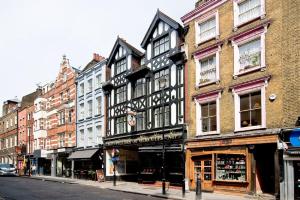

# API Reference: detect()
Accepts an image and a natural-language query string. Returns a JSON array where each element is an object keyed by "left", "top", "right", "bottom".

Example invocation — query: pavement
[{"left": 21, "top": 175, "right": 276, "bottom": 200}]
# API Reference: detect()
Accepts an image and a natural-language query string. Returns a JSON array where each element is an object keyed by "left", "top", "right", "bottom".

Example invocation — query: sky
[{"left": 0, "top": 0, "right": 194, "bottom": 115}]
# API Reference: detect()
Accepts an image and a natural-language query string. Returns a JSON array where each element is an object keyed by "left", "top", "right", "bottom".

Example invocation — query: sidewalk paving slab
[{"left": 23, "top": 175, "right": 274, "bottom": 200}]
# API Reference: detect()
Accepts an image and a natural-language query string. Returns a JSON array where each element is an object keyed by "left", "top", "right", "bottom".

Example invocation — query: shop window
[{"left": 216, "top": 154, "right": 246, "bottom": 181}]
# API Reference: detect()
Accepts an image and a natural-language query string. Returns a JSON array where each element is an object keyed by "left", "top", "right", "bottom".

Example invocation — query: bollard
[{"left": 195, "top": 175, "right": 202, "bottom": 200}]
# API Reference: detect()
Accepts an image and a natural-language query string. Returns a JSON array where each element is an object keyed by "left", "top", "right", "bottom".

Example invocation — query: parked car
[{"left": 0, "top": 164, "right": 17, "bottom": 176}]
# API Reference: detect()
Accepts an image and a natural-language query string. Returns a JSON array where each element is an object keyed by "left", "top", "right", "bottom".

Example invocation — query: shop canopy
[{"left": 68, "top": 149, "right": 99, "bottom": 160}]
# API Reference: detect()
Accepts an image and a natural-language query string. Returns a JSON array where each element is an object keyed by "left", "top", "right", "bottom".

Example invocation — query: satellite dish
[{"left": 290, "top": 128, "right": 300, "bottom": 147}]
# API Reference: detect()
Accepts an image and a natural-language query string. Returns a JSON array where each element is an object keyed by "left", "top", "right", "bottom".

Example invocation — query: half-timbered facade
[{"left": 103, "top": 11, "right": 186, "bottom": 185}]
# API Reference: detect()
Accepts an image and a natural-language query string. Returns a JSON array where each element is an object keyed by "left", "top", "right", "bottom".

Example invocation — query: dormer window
[
  {"left": 116, "top": 58, "right": 126, "bottom": 74},
  {"left": 153, "top": 36, "right": 170, "bottom": 57}
]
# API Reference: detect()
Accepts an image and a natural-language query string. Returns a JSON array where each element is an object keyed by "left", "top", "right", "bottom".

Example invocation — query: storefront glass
[{"left": 216, "top": 154, "right": 246, "bottom": 181}]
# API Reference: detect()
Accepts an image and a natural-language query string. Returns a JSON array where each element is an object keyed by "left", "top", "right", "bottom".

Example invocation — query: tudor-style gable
[{"left": 140, "top": 10, "right": 184, "bottom": 71}]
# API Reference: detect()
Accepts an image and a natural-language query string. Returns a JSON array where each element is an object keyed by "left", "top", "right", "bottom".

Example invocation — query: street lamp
[{"left": 159, "top": 76, "right": 167, "bottom": 195}]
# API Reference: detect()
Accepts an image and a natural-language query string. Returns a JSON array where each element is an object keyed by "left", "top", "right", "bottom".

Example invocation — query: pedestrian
[{"left": 32, "top": 164, "right": 36, "bottom": 175}]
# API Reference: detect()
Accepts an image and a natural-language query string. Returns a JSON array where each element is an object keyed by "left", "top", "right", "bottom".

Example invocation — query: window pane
[
  {"left": 241, "top": 111, "right": 250, "bottom": 127},
  {"left": 239, "top": 38, "right": 261, "bottom": 69},
  {"left": 201, "top": 104, "right": 208, "bottom": 117},
  {"left": 238, "top": 0, "right": 261, "bottom": 24},
  {"left": 210, "top": 116, "right": 217, "bottom": 131},
  {"left": 209, "top": 102, "right": 216, "bottom": 116},
  {"left": 251, "top": 91, "right": 261, "bottom": 109},
  {"left": 199, "top": 55, "right": 216, "bottom": 83},
  {"left": 202, "top": 118, "right": 209, "bottom": 132},
  {"left": 251, "top": 109, "right": 261, "bottom": 126},
  {"left": 240, "top": 94, "right": 250, "bottom": 111}
]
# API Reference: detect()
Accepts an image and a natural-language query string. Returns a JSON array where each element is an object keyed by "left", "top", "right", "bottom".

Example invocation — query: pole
[
  {"left": 28, "top": 128, "right": 31, "bottom": 176},
  {"left": 113, "top": 160, "right": 116, "bottom": 186},
  {"left": 196, "top": 174, "right": 202, "bottom": 200},
  {"left": 162, "top": 85, "right": 166, "bottom": 195},
  {"left": 182, "top": 125, "right": 185, "bottom": 197}
]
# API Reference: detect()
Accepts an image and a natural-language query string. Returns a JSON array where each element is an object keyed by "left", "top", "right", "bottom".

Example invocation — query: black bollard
[{"left": 196, "top": 175, "right": 202, "bottom": 200}]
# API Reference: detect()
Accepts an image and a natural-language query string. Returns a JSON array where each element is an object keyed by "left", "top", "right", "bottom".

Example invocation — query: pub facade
[{"left": 103, "top": 10, "right": 186, "bottom": 186}]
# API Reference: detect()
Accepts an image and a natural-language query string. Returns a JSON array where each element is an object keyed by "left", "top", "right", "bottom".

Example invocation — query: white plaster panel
[
  {"left": 158, "top": 22, "right": 163, "bottom": 35},
  {"left": 127, "top": 55, "right": 132, "bottom": 70},
  {"left": 111, "top": 90, "right": 114, "bottom": 105},
  {"left": 171, "top": 103, "right": 176, "bottom": 125},
  {"left": 171, "top": 30, "right": 177, "bottom": 49},
  {"left": 171, "top": 89, "right": 176, "bottom": 100},
  {"left": 119, "top": 47, "right": 123, "bottom": 57},
  {"left": 128, "top": 82, "right": 131, "bottom": 101},
  {"left": 171, "top": 64, "right": 176, "bottom": 87},
  {"left": 147, "top": 63, "right": 152, "bottom": 70},
  {"left": 111, "top": 64, "right": 115, "bottom": 77},
  {"left": 164, "top": 23, "right": 170, "bottom": 31},
  {"left": 147, "top": 44, "right": 152, "bottom": 60},
  {"left": 111, "top": 119, "right": 114, "bottom": 135},
  {"left": 153, "top": 28, "right": 158, "bottom": 38}
]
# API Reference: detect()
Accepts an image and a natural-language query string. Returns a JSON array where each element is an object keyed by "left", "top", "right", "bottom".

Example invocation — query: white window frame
[
  {"left": 195, "top": 92, "right": 221, "bottom": 135},
  {"left": 233, "top": 82, "right": 266, "bottom": 132},
  {"left": 232, "top": 26, "right": 266, "bottom": 76},
  {"left": 195, "top": 10, "right": 219, "bottom": 45},
  {"left": 195, "top": 47, "right": 220, "bottom": 87},
  {"left": 87, "top": 79, "right": 93, "bottom": 93},
  {"left": 233, "top": 0, "right": 266, "bottom": 28}
]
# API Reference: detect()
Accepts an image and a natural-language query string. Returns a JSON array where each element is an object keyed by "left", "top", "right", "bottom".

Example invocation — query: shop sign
[
  {"left": 127, "top": 110, "right": 136, "bottom": 126},
  {"left": 290, "top": 128, "right": 300, "bottom": 147}
]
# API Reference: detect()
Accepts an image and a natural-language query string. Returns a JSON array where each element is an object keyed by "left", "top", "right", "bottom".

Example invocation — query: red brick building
[{"left": 44, "top": 55, "right": 78, "bottom": 177}]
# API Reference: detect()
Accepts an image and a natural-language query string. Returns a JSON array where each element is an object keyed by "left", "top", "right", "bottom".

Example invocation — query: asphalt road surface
[{"left": 0, "top": 177, "right": 162, "bottom": 200}]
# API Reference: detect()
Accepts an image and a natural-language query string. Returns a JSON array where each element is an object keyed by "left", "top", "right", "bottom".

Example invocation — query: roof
[
  {"left": 141, "top": 10, "right": 182, "bottom": 49},
  {"left": 68, "top": 148, "right": 99, "bottom": 160},
  {"left": 107, "top": 37, "right": 144, "bottom": 67}
]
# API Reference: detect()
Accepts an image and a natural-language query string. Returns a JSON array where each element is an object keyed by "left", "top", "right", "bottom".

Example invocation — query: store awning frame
[{"left": 68, "top": 149, "right": 99, "bottom": 160}]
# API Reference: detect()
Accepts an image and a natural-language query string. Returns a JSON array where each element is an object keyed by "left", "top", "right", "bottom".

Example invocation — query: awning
[
  {"left": 139, "top": 145, "right": 183, "bottom": 153},
  {"left": 68, "top": 149, "right": 99, "bottom": 160}
]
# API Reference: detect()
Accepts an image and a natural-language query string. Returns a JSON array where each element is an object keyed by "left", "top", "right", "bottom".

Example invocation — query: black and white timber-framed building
[{"left": 102, "top": 10, "right": 186, "bottom": 185}]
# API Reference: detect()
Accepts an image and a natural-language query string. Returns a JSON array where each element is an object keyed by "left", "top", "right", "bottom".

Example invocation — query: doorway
[{"left": 192, "top": 155, "right": 213, "bottom": 191}]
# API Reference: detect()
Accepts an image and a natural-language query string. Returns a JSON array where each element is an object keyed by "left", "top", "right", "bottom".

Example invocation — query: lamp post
[
  {"left": 28, "top": 126, "right": 31, "bottom": 176},
  {"left": 159, "top": 76, "right": 167, "bottom": 195}
]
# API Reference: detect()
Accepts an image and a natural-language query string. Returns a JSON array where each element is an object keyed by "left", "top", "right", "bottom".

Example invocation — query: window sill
[
  {"left": 196, "top": 80, "right": 220, "bottom": 88},
  {"left": 233, "top": 66, "right": 265, "bottom": 78},
  {"left": 196, "top": 131, "right": 219, "bottom": 137},
  {"left": 234, "top": 125, "right": 266, "bottom": 132}
]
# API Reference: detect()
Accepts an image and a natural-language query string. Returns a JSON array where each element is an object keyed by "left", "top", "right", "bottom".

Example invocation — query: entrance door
[{"left": 193, "top": 155, "right": 213, "bottom": 191}]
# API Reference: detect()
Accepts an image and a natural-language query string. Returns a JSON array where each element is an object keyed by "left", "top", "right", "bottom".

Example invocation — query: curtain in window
[
  {"left": 199, "top": 17, "right": 216, "bottom": 41},
  {"left": 199, "top": 56, "right": 216, "bottom": 83},
  {"left": 239, "top": 39, "right": 261, "bottom": 69},
  {"left": 238, "top": 0, "right": 261, "bottom": 24}
]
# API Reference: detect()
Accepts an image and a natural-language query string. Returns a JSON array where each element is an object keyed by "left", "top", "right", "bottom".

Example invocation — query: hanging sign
[{"left": 127, "top": 110, "right": 137, "bottom": 126}]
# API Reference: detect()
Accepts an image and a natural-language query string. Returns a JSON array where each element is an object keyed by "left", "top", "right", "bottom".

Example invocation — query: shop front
[
  {"left": 68, "top": 148, "right": 103, "bottom": 180},
  {"left": 186, "top": 132, "right": 279, "bottom": 195},
  {"left": 49, "top": 147, "right": 72, "bottom": 177},
  {"left": 104, "top": 129, "right": 185, "bottom": 186},
  {"left": 33, "top": 149, "right": 51, "bottom": 175}
]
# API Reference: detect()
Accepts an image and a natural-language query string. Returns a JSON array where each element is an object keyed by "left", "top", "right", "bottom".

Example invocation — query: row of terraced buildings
[{"left": 0, "top": 0, "right": 299, "bottom": 199}]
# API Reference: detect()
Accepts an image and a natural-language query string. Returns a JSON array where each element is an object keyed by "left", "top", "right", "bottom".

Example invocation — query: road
[{"left": 0, "top": 177, "right": 162, "bottom": 200}]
